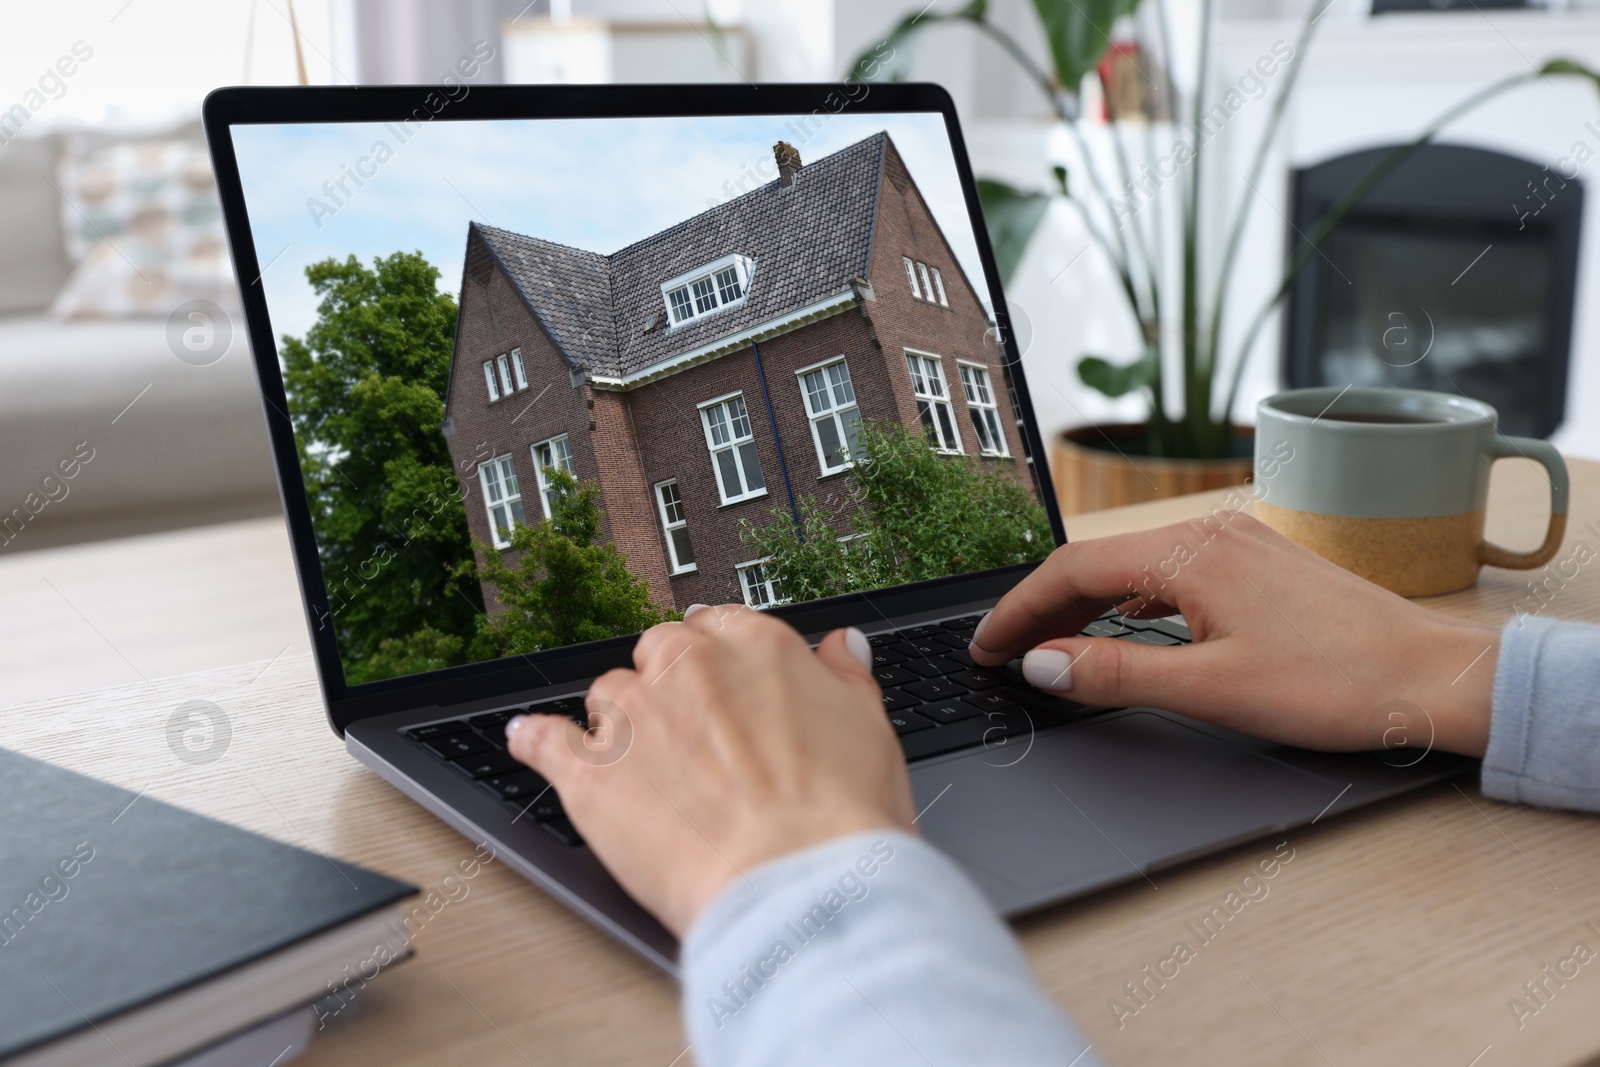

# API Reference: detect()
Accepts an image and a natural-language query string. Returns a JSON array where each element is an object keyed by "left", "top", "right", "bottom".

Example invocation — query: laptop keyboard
[{"left": 402, "top": 609, "right": 1191, "bottom": 848}]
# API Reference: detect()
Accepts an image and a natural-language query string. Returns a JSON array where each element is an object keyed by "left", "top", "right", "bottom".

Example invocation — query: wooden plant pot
[{"left": 1051, "top": 423, "right": 1255, "bottom": 516}]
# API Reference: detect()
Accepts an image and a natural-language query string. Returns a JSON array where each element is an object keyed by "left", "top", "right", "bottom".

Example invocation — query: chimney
[{"left": 774, "top": 141, "right": 801, "bottom": 186}]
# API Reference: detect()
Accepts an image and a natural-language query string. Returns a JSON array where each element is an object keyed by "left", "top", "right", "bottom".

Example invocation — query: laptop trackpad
[{"left": 911, "top": 710, "right": 1343, "bottom": 893}]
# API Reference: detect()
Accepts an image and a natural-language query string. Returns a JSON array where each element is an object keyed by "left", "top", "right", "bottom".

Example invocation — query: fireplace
[{"left": 1282, "top": 143, "right": 1581, "bottom": 439}]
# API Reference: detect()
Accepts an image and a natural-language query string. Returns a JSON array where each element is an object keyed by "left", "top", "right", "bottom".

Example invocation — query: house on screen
[{"left": 441, "top": 131, "right": 1032, "bottom": 615}]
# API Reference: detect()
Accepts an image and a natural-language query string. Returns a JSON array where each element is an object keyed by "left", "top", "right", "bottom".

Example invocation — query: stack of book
[{"left": 0, "top": 749, "right": 417, "bottom": 1066}]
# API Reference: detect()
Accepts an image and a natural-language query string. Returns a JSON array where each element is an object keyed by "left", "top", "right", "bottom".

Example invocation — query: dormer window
[{"left": 662, "top": 254, "right": 755, "bottom": 326}]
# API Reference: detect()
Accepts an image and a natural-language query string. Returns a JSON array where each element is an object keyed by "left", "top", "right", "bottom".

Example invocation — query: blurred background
[{"left": 4, "top": 0, "right": 1600, "bottom": 698}]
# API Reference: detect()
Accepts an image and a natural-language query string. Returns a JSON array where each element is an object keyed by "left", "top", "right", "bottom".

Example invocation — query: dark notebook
[{"left": 0, "top": 748, "right": 416, "bottom": 1062}]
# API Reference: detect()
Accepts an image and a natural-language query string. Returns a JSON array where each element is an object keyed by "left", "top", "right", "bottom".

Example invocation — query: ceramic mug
[{"left": 1253, "top": 387, "right": 1569, "bottom": 597}]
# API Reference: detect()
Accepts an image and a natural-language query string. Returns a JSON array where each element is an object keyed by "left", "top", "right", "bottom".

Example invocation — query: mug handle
[{"left": 1479, "top": 436, "right": 1569, "bottom": 570}]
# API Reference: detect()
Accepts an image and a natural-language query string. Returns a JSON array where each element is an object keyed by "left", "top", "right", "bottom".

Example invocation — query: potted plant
[{"left": 853, "top": 0, "right": 1599, "bottom": 512}]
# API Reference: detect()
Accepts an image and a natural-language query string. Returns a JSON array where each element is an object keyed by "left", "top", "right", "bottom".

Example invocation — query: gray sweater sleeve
[
  {"left": 680, "top": 830, "right": 1098, "bottom": 1067},
  {"left": 1483, "top": 614, "right": 1600, "bottom": 811}
]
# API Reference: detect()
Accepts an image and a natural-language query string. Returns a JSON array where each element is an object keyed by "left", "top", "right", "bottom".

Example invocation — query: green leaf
[
  {"left": 1542, "top": 57, "right": 1600, "bottom": 92},
  {"left": 1032, "top": 0, "right": 1143, "bottom": 92},
  {"left": 1078, "top": 350, "right": 1158, "bottom": 398},
  {"left": 843, "top": 0, "right": 989, "bottom": 81},
  {"left": 976, "top": 179, "right": 1051, "bottom": 285}
]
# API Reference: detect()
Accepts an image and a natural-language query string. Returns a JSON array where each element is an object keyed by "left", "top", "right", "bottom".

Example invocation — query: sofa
[{"left": 0, "top": 129, "right": 280, "bottom": 554}]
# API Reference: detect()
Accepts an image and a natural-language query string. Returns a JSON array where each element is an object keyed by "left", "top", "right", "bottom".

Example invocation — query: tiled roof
[
  {"left": 468, "top": 227, "right": 618, "bottom": 370},
  {"left": 472, "top": 130, "right": 889, "bottom": 379}
]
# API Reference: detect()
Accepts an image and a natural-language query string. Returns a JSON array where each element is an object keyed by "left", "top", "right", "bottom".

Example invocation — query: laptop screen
[{"left": 228, "top": 111, "right": 1050, "bottom": 687}]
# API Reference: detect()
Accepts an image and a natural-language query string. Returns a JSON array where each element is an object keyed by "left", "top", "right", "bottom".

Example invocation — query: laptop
[{"left": 202, "top": 82, "right": 1471, "bottom": 974}]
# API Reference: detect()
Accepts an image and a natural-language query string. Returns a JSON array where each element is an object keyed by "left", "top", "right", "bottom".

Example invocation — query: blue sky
[{"left": 230, "top": 112, "right": 988, "bottom": 346}]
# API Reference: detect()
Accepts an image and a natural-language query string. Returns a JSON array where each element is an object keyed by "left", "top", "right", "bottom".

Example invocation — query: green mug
[{"left": 1254, "top": 387, "right": 1569, "bottom": 597}]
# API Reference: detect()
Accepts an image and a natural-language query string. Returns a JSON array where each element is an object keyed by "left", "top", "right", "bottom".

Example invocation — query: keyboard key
[
  {"left": 950, "top": 667, "right": 1005, "bottom": 691},
  {"left": 451, "top": 752, "right": 521, "bottom": 780},
  {"left": 941, "top": 614, "right": 986, "bottom": 631},
  {"left": 961, "top": 690, "right": 1020, "bottom": 714},
  {"left": 480, "top": 771, "right": 548, "bottom": 801},
  {"left": 870, "top": 646, "right": 906, "bottom": 668},
  {"left": 941, "top": 647, "right": 976, "bottom": 668},
  {"left": 899, "top": 624, "right": 946, "bottom": 639},
  {"left": 469, "top": 710, "right": 520, "bottom": 733},
  {"left": 930, "top": 632, "right": 971, "bottom": 650},
  {"left": 880, "top": 688, "right": 918, "bottom": 711},
  {"left": 1142, "top": 618, "right": 1192, "bottom": 642},
  {"left": 540, "top": 815, "right": 584, "bottom": 847},
  {"left": 424, "top": 733, "right": 492, "bottom": 759},
  {"left": 996, "top": 688, "right": 1095, "bottom": 730},
  {"left": 904, "top": 677, "right": 964, "bottom": 702},
  {"left": 899, "top": 717, "right": 989, "bottom": 761},
  {"left": 900, "top": 656, "right": 962, "bottom": 679},
  {"left": 868, "top": 632, "right": 902, "bottom": 648},
  {"left": 531, "top": 696, "right": 587, "bottom": 725},
  {"left": 529, "top": 793, "right": 564, "bottom": 822},
  {"left": 407, "top": 721, "right": 468, "bottom": 742},
  {"left": 1122, "top": 630, "right": 1184, "bottom": 646},
  {"left": 871, "top": 665, "right": 918, "bottom": 688},
  {"left": 894, "top": 637, "right": 946, "bottom": 657},
  {"left": 916, "top": 700, "right": 980, "bottom": 725},
  {"left": 1082, "top": 619, "right": 1134, "bottom": 638},
  {"left": 888, "top": 710, "right": 934, "bottom": 735},
  {"left": 972, "top": 707, "right": 1037, "bottom": 750}
]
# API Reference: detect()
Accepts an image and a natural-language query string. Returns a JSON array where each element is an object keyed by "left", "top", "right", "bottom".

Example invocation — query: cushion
[{"left": 50, "top": 135, "right": 235, "bottom": 319}]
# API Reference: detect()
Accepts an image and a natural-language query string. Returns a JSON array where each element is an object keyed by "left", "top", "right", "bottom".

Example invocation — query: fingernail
[
  {"left": 970, "top": 610, "right": 994, "bottom": 651},
  {"left": 843, "top": 626, "right": 872, "bottom": 671},
  {"left": 1022, "top": 649, "right": 1074, "bottom": 693},
  {"left": 684, "top": 603, "right": 709, "bottom": 619},
  {"left": 504, "top": 714, "right": 528, "bottom": 742}
]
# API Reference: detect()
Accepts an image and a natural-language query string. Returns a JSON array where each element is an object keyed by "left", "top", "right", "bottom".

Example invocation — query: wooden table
[{"left": 4, "top": 457, "right": 1598, "bottom": 1067}]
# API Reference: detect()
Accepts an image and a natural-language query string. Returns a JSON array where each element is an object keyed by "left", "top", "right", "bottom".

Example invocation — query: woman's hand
[
  {"left": 971, "top": 513, "right": 1499, "bottom": 757},
  {"left": 506, "top": 605, "right": 914, "bottom": 938}
]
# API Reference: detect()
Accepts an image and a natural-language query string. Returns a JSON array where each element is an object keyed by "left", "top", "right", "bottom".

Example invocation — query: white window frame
[
  {"left": 654, "top": 479, "right": 697, "bottom": 574},
  {"left": 530, "top": 433, "right": 574, "bottom": 519},
  {"left": 737, "top": 557, "right": 786, "bottom": 609},
  {"left": 904, "top": 349, "right": 963, "bottom": 454},
  {"left": 930, "top": 266, "right": 949, "bottom": 306},
  {"left": 661, "top": 253, "right": 756, "bottom": 326},
  {"left": 477, "top": 454, "right": 525, "bottom": 549},
  {"left": 482, "top": 360, "right": 501, "bottom": 402},
  {"left": 698, "top": 391, "right": 768, "bottom": 505},
  {"left": 496, "top": 353, "right": 514, "bottom": 396},
  {"left": 902, "top": 256, "right": 921, "bottom": 299},
  {"left": 916, "top": 261, "right": 934, "bottom": 301},
  {"left": 794, "top": 355, "right": 863, "bottom": 475},
  {"left": 510, "top": 348, "right": 528, "bottom": 389},
  {"left": 958, "top": 360, "right": 1009, "bottom": 457}
]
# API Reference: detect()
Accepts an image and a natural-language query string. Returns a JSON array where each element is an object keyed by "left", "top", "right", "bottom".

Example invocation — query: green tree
[
  {"left": 468, "top": 468, "right": 672, "bottom": 657},
  {"left": 279, "top": 251, "right": 483, "bottom": 684},
  {"left": 742, "top": 421, "right": 1052, "bottom": 603},
  {"left": 361, "top": 626, "right": 467, "bottom": 681}
]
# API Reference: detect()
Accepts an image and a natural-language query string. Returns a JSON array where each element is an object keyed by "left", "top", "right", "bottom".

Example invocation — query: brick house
[{"left": 441, "top": 131, "right": 1032, "bottom": 615}]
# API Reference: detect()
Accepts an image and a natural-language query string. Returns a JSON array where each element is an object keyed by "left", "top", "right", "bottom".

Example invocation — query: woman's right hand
[{"left": 970, "top": 513, "right": 1499, "bottom": 757}]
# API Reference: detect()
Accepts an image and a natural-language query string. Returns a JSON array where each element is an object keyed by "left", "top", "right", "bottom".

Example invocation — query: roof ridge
[
  {"left": 604, "top": 130, "right": 890, "bottom": 261},
  {"left": 472, "top": 221, "right": 610, "bottom": 264},
  {"left": 474, "top": 131, "right": 892, "bottom": 264}
]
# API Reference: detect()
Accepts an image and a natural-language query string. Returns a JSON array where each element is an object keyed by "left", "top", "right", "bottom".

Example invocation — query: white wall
[
  {"left": 0, "top": 0, "right": 355, "bottom": 129},
  {"left": 1210, "top": 8, "right": 1600, "bottom": 459},
  {"left": 838, "top": 0, "right": 1600, "bottom": 460}
]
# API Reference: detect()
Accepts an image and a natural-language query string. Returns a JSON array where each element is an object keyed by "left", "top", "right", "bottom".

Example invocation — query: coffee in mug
[{"left": 1253, "top": 387, "right": 1569, "bottom": 597}]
